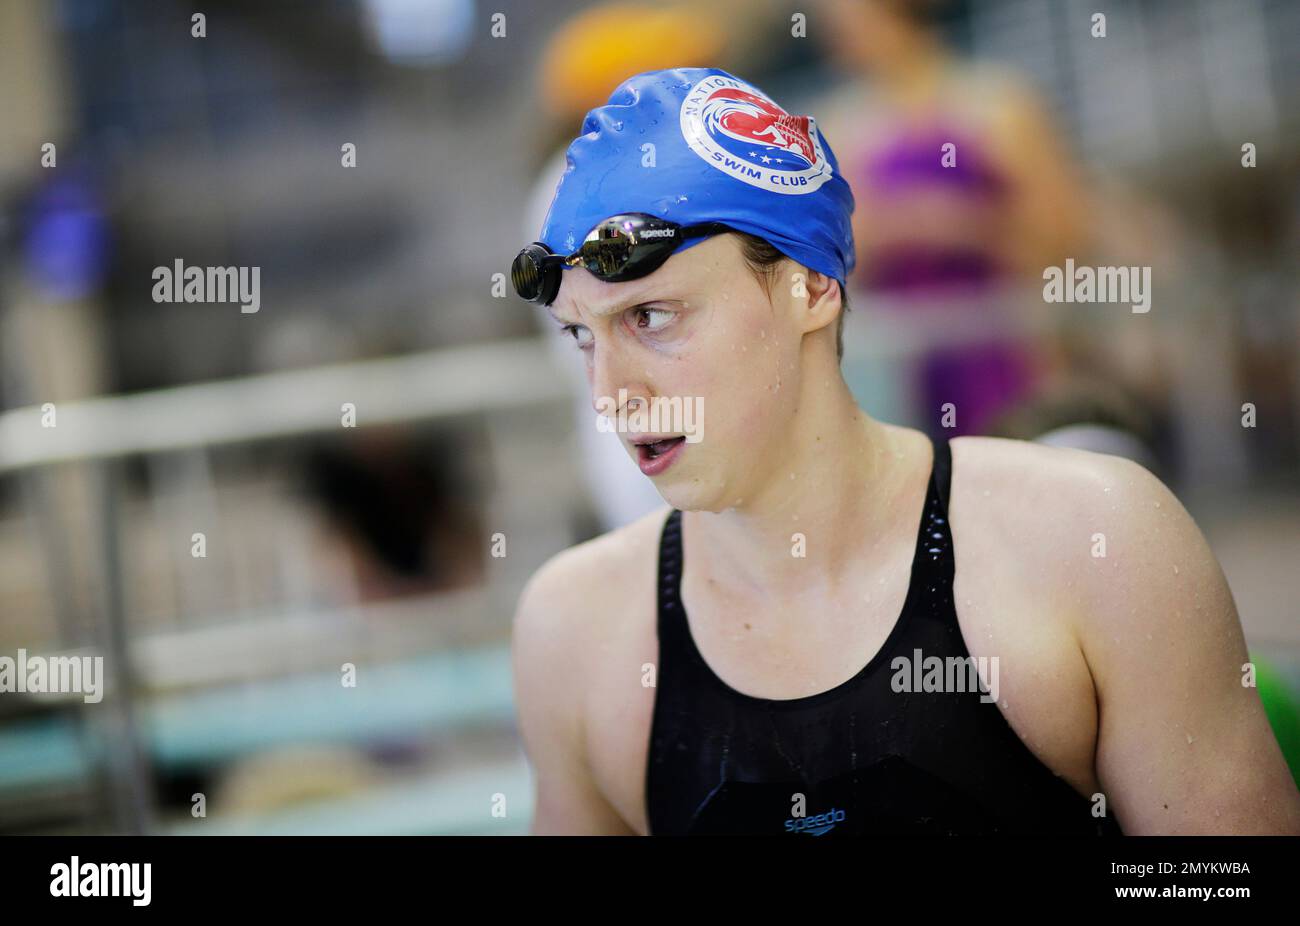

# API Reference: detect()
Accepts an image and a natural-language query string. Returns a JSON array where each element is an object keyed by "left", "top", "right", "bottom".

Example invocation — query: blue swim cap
[{"left": 538, "top": 67, "right": 856, "bottom": 290}]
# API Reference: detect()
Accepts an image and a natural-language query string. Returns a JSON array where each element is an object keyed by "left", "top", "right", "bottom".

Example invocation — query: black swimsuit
[{"left": 645, "top": 435, "right": 1123, "bottom": 835}]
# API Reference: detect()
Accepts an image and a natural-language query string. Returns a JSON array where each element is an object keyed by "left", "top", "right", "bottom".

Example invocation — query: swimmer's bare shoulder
[
  {"left": 952, "top": 435, "right": 1300, "bottom": 834},
  {"left": 511, "top": 504, "right": 671, "bottom": 835}
]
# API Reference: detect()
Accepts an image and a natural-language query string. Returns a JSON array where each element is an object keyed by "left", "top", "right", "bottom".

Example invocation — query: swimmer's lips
[{"left": 631, "top": 435, "right": 687, "bottom": 476}]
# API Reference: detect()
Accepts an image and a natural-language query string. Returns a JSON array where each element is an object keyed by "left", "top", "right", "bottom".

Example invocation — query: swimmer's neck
[{"left": 682, "top": 377, "right": 927, "bottom": 600}]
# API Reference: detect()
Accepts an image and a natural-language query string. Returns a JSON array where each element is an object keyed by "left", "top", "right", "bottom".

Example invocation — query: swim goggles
[{"left": 511, "top": 213, "right": 732, "bottom": 306}]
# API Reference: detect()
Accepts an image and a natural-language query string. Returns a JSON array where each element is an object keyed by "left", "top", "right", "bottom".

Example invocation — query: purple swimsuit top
[{"left": 857, "top": 124, "right": 1009, "bottom": 294}]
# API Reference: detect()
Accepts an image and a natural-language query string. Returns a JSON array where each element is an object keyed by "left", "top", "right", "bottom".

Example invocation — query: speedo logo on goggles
[{"left": 511, "top": 213, "right": 731, "bottom": 306}]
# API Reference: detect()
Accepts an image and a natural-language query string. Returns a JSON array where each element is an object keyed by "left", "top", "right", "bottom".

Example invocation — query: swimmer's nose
[{"left": 588, "top": 340, "right": 651, "bottom": 422}]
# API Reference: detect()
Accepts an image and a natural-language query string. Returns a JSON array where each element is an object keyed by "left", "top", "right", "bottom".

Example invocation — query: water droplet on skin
[
  {"left": 1173, "top": 565, "right": 1179, "bottom": 575},
  {"left": 1103, "top": 486, "right": 1111, "bottom": 494},
  {"left": 1154, "top": 500, "right": 1162, "bottom": 508},
  {"left": 1186, "top": 732, "right": 1194, "bottom": 745},
  {"left": 982, "top": 489, "right": 991, "bottom": 497}
]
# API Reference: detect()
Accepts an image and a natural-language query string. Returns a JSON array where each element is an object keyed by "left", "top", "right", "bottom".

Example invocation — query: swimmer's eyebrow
[{"left": 547, "top": 285, "right": 678, "bottom": 323}]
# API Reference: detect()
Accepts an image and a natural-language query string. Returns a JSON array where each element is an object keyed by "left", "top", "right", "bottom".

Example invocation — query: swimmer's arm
[
  {"left": 511, "top": 561, "right": 638, "bottom": 836},
  {"left": 1076, "top": 459, "right": 1300, "bottom": 834}
]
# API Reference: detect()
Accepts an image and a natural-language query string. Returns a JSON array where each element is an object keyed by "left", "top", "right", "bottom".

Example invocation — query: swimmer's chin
[{"left": 650, "top": 480, "right": 739, "bottom": 515}]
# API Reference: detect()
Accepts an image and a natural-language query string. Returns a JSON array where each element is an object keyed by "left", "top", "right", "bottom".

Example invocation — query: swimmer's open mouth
[
  {"left": 637, "top": 436, "right": 686, "bottom": 459},
  {"left": 632, "top": 435, "right": 688, "bottom": 475}
]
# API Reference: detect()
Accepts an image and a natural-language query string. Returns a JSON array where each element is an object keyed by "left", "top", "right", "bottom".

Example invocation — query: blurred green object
[{"left": 1253, "top": 653, "right": 1300, "bottom": 789}]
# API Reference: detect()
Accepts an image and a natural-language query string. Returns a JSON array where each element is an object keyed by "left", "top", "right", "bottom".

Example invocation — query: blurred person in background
[
  {"left": 813, "top": 0, "right": 1089, "bottom": 439},
  {"left": 303, "top": 426, "right": 487, "bottom": 601},
  {"left": 984, "top": 374, "right": 1161, "bottom": 477}
]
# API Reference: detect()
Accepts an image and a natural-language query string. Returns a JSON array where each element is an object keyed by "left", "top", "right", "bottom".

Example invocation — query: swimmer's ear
[{"left": 789, "top": 268, "right": 842, "bottom": 338}]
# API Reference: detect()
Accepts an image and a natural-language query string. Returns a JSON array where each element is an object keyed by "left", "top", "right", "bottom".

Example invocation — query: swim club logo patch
[{"left": 680, "top": 74, "right": 833, "bottom": 195}]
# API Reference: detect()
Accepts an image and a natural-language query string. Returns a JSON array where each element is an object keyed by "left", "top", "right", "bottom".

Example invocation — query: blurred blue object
[{"left": 23, "top": 170, "right": 111, "bottom": 300}]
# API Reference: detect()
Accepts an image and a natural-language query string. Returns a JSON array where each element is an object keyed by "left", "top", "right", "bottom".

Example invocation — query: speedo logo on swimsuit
[
  {"left": 784, "top": 807, "right": 846, "bottom": 836},
  {"left": 890, "top": 648, "right": 1000, "bottom": 704},
  {"left": 635, "top": 227, "right": 676, "bottom": 238}
]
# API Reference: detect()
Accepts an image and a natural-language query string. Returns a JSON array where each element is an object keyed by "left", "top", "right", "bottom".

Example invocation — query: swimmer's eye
[
  {"left": 560, "top": 323, "right": 594, "bottom": 349},
  {"left": 632, "top": 306, "right": 674, "bottom": 332}
]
